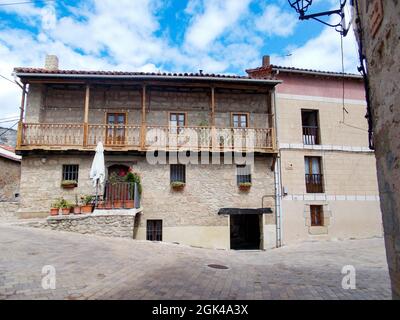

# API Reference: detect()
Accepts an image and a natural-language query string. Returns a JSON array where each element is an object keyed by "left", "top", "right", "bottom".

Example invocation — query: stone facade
[
  {"left": 0, "top": 127, "right": 17, "bottom": 147},
  {"left": 353, "top": 0, "right": 400, "bottom": 299},
  {"left": 18, "top": 153, "right": 275, "bottom": 249},
  {"left": 0, "top": 157, "right": 21, "bottom": 202}
]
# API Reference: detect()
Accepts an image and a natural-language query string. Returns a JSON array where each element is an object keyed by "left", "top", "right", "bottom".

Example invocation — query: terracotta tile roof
[
  {"left": 13, "top": 67, "right": 255, "bottom": 80},
  {"left": 270, "top": 65, "right": 362, "bottom": 78}
]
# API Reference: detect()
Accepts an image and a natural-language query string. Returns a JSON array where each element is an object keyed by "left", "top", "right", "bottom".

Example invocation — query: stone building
[
  {"left": 0, "top": 145, "right": 21, "bottom": 219},
  {"left": 247, "top": 57, "right": 383, "bottom": 245},
  {"left": 14, "top": 56, "right": 278, "bottom": 250},
  {"left": 0, "top": 127, "right": 17, "bottom": 147},
  {"left": 13, "top": 54, "right": 383, "bottom": 250},
  {"left": 352, "top": 0, "right": 400, "bottom": 299}
]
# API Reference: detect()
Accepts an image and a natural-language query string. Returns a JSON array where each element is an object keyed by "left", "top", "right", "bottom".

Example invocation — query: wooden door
[{"left": 106, "top": 113, "right": 126, "bottom": 145}]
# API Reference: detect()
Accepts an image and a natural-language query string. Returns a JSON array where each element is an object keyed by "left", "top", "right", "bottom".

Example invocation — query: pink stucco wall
[{"left": 275, "top": 73, "right": 366, "bottom": 101}]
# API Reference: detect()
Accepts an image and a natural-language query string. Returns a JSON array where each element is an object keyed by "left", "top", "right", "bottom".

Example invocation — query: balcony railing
[
  {"left": 305, "top": 174, "right": 324, "bottom": 193},
  {"left": 20, "top": 123, "right": 275, "bottom": 152},
  {"left": 302, "top": 126, "right": 319, "bottom": 145}
]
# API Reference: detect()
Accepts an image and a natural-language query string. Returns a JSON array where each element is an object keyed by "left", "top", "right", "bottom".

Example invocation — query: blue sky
[{"left": 0, "top": 0, "right": 359, "bottom": 124}]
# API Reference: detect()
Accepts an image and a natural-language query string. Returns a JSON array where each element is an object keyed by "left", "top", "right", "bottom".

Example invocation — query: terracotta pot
[
  {"left": 124, "top": 200, "right": 134, "bottom": 209},
  {"left": 239, "top": 185, "right": 251, "bottom": 192},
  {"left": 62, "top": 208, "right": 71, "bottom": 215},
  {"left": 73, "top": 206, "right": 81, "bottom": 214},
  {"left": 113, "top": 200, "right": 123, "bottom": 209},
  {"left": 172, "top": 185, "right": 185, "bottom": 191},
  {"left": 62, "top": 183, "right": 77, "bottom": 189},
  {"left": 105, "top": 201, "right": 113, "bottom": 210},
  {"left": 50, "top": 208, "right": 59, "bottom": 216},
  {"left": 81, "top": 205, "right": 93, "bottom": 214},
  {"left": 97, "top": 201, "right": 105, "bottom": 209}
]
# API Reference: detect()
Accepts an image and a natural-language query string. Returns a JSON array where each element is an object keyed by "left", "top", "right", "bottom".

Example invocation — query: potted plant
[
  {"left": 72, "top": 194, "right": 81, "bottom": 214},
  {"left": 171, "top": 181, "right": 185, "bottom": 191},
  {"left": 124, "top": 171, "right": 142, "bottom": 209},
  {"left": 50, "top": 200, "right": 60, "bottom": 216},
  {"left": 80, "top": 195, "right": 94, "bottom": 214},
  {"left": 61, "top": 180, "right": 78, "bottom": 189},
  {"left": 239, "top": 182, "right": 252, "bottom": 192},
  {"left": 97, "top": 201, "right": 105, "bottom": 209},
  {"left": 59, "top": 198, "right": 73, "bottom": 215}
]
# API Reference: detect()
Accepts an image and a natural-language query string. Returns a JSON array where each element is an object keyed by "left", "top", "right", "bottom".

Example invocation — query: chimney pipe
[
  {"left": 44, "top": 55, "right": 59, "bottom": 70},
  {"left": 262, "top": 55, "right": 270, "bottom": 67}
]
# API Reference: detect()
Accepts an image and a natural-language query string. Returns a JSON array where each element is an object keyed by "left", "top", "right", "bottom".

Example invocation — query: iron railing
[
  {"left": 302, "top": 126, "right": 319, "bottom": 145},
  {"left": 98, "top": 182, "right": 140, "bottom": 209},
  {"left": 305, "top": 174, "right": 324, "bottom": 193}
]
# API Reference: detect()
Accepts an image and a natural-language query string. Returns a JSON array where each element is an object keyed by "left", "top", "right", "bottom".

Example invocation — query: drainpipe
[{"left": 273, "top": 88, "right": 283, "bottom": 248}]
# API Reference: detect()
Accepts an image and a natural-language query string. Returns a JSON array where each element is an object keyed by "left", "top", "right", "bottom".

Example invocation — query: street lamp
[{"left": 288, "top": 0, "right": 350, "bottom": 36}]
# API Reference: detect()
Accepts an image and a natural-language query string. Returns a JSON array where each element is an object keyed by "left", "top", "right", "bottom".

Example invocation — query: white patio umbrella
[{"left": 90, "top": 142, "right": 105, "bottom": 207}]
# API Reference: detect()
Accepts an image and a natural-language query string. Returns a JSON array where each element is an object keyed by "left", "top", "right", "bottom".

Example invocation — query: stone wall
[
  {"left": 0, "top": 157, "right": 21, "bottom": 202},
  {"left": 34, "top": 214, "right": 136, "bottom": 238},
  {"left": 19, "top": 153, "right": 275, "bottom": 227},
  {"left": 354, "top": 0, "right": 400, "bottom": 299},
  {"left": 26, "top": 84, "right": 272, "bottom": 128},
  {"left": 0, "top": 127, "right": 17, "bottom": 147},
  {"left": 0, "top": 202, "right": 19, "bottom": 221}
]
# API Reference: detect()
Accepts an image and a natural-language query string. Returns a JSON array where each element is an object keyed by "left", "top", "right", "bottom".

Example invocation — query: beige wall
[
  {"left": 276, "top": 94, "right": 382, "bottom": 245},
  {"left": 277, "top": 96, "right": 369, "bottom": 147}
]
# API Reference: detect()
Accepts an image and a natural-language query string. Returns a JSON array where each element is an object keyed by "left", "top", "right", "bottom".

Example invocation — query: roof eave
[{"left": 271, "top": 67, "right": 362, "bottom": 79}]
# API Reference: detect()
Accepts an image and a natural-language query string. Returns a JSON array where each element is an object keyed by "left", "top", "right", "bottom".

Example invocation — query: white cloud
[
  {"left": 184, "top": 0, "right": 252, "bottom": 51},
  {"left": 255, "top": 4, "right": 298, "bottom": 37}
]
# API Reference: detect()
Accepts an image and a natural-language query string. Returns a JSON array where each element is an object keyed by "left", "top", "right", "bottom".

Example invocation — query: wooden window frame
[
  {"left": 168, "top": 112, "right": 187, "bottom": 134},
  {"left": 146, "top": 220, "right": 163, "bottom": 241},
  {"left": 305, "top": 156, "right": 324, "bottom": 193},
  {"left": 231, "top": 112, "right": 250, "bottom": 128},
  {"left": 170, "top": 164, "right": 186, "bottom": 183},
  {"left": 62, "top": 164, "right": 79, "bottom": 182},
  {"left": 310, "top": 205, "right": 324, "bottom": 227},
  {"left": 105, "top": 112, "right": 127, "bottom": 145}
]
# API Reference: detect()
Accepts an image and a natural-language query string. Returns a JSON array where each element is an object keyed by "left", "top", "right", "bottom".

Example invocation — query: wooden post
[
  {"left": 210, "top": 87, "right": 216, "bottom": 150},
  {"left": 140, "top": 85, "right": 146, "bottom": 150},
  {"left": 83, "top": 84, "right": 90, "bottom": 147},
  {"left": 16, "top": 83, "right": 27, "bottom": 149}
]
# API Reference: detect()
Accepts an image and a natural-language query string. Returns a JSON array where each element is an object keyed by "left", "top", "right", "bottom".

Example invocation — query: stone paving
[{"left": 0, "top": 223, "right": 392, "bottom": 300}]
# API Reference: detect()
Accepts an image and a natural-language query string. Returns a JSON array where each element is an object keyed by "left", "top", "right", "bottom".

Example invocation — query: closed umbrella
[{"left": 90, "top": 142, "right": 105, "bottom": 207}]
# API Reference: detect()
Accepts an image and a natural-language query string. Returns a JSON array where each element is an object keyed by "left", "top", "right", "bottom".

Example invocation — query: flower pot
[
  {"left": 61, "top": 208, "right": 71, "bottom": 215},
  {"left": 239, "top": 185, "right": 251, "bottom": 192},
  {"left": 97, "top": 201, "right": 105, "bottom": 210},
  {"left": 73, "top": 206, "right": 81, "bottom": 214},
  {"left": 105, "top": 201, "right": 113, "bottom": 210},
  {"left": 81, "top": 205, "right": 93, "bottom": 214},
  {"left": 113, "top": 200, "right": 123, "bottom": 209},
  {"left": 50, "top": 208, "right": 59, "bottom": 216},
  {"left": 124, "top": 200, "right": 134, "bottom": 209},
  {"left": 62, "top": 183, "right": 77, "bottom": 189},
  {"left": 172, "top": 185, "right": 185, "bottom": 191}
]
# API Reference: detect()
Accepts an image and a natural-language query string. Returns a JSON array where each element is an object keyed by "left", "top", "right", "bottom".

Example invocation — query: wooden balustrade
[
  {"left": 305, "top": 174, "right": 324, "bottom": 193},
  {"left": 19, "top": 123, "right": 275, "bottom": 152}
]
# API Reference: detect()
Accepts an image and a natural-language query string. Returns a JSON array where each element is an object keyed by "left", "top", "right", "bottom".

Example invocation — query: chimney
[
  {"left": 262, "top": 55, "right": 270, "bottom": 67},
  {"left": 44, "top": 55, "right": 59, "bottom": 70}
]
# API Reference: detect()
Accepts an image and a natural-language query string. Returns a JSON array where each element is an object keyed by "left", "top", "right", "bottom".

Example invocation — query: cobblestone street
[{"left": 0, "top": 224, "right": 392, "bottom": 300}]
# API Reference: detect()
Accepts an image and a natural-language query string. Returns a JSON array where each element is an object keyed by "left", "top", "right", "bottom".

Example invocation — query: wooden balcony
[
  {"left": 18, "top": 123, "right": 276, "bottom": 153},
  {"left": 305, "top": 174, "right": 324, "bottom": 193}
]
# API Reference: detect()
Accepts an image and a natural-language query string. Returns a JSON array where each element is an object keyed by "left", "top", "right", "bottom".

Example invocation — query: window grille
[
  {"left": 170, "top": 164, "right": 186, "bottom": 183},
  {"left": 62, "top": 164, "right": 79, "bottom": 182},
  {"left": 147, "top": 220, "right": 163, "bottom": 241},
  {"left": 237, "top": 165, "right": 251, "bottom": 185}
]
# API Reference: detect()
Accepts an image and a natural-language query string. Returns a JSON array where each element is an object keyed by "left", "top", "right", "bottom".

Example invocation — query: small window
[
  {"left": 305, "top": 157, "right": 323, "bottom": 193},
  {"left": 237, "top": 165, "right": 251, "bottom": 185},
  {"left": 310, "top": 205, "right": 324, "bottom": 227},
  {"left": 147, "top": 220, "right": 162, "bottom": 241},
  {"left": 170, "top": 164, "right": 186, "bottom": 183},
  {"left": 169, "top": 113, "right": 186, "bottom": 134},
  {"left": 232, "top": 113, "right": 248, "bottom": 128},
  {"left": 301, "top": 110, "right": 320, "bottom": 145},
  {"left": 62, "top": 164, "right": 79, "bottom": 182}
]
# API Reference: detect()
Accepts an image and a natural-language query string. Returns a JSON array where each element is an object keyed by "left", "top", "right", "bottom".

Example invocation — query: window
[
  {"left": 170, "top": 164, "right": 186, "bottom": 183},
  {"left": 147, "top": 220, "right": 162, "bottom": 241},
  {"left": 301, "top": 110, "right": 320, "bottom": 145},
  {"left": 237, "top": 165, "right": 251, "bottom": 185},
  {"left": 310, "top": 205, "right": 324, "bottom": 227},
  {"left": 232, "top": 113, "right": 248, "bottom": 128},
  {"left": 304, "top": 157, "right": 324, "bottom": 193},
  {"left": 62, "top": 164, "right": 79, "bottom": 182},
  {"left": 169, "top": 113, "right": 186, "bottom": 134},
  {"left": 106, "top": 113, "right": 126, "bottom": 145}
]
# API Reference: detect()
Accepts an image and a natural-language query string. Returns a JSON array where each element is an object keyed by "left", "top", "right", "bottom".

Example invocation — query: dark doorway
[{"left": 230, "top": 214, "right": 261, "bottom": 250}]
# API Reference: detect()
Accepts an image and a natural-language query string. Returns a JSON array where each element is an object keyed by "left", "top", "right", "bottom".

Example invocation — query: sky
[{"left": 0, "top": 0, "right": 360, "bottom": 127}]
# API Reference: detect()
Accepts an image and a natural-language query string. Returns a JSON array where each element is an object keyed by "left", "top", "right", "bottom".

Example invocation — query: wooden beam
[
  {"left": 16, "top": 84, "right": 27, "bottom": 149},
  {"left": 140, "top": 85, "right": 146, "bottom": 149},
  {"left": 83, "top": 84, "right": 90, "bottom": 147}
]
